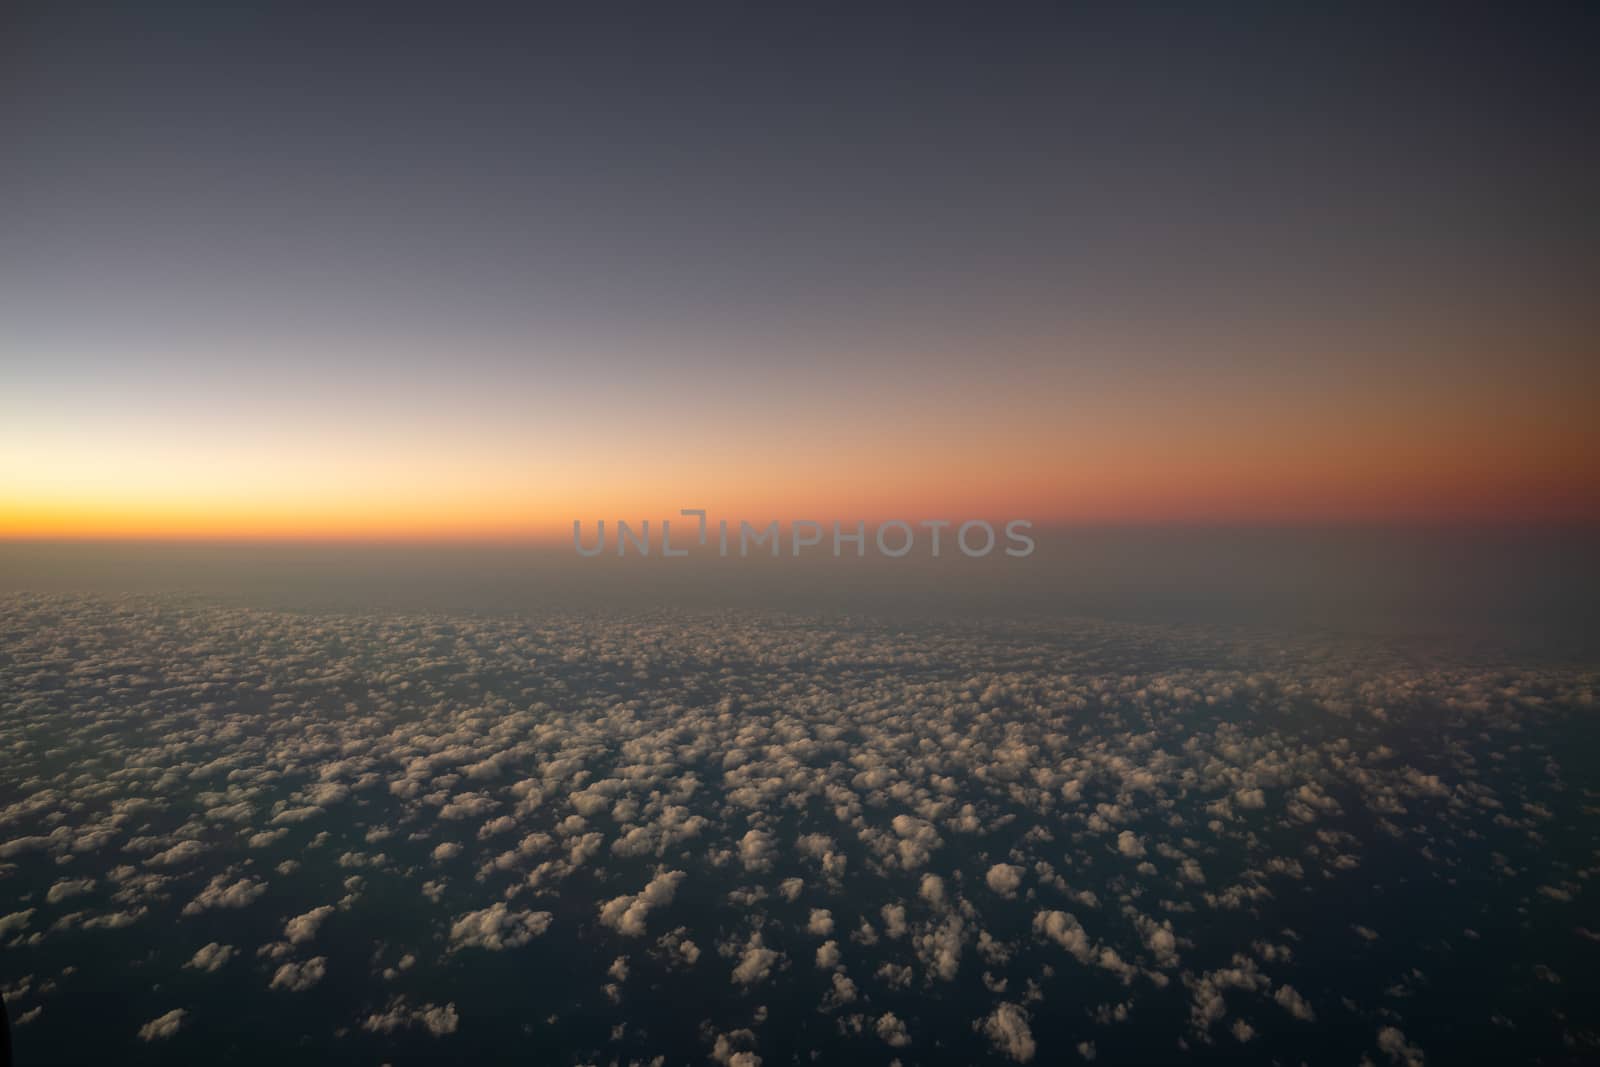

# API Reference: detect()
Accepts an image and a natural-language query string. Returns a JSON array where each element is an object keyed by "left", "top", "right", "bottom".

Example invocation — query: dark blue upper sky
[{"left": 5, "top": 2, "right": 1595, "bottom": 350}]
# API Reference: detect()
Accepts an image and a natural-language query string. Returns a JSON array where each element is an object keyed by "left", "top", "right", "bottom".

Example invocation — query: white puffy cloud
[
  {"left": 1234, "top": 788, "right": 1267, "bottom": 810},
  {"left": 268, "top": 957, "right": 328, "bottom": 992},
  {"left": 914, "top": 914, "right": 966, "bottom": 981},
  {"left": 438, "top": 792, "right": 498, "bottom": 820},
  {"left": 708, "top": 1028, "right": 761, "bottom": 1067},
  {"left": 738, "top": 830, "right": 776, "bottom": 873},
  {"left": 284, "top": 905, "right": 335, "bottom": 945},
  {"left": 1274, "top": 984, "right": 1316, "bottom": 1021},
  {"left": 888, "top": 814, "right": 942, "bottom": 869},
  {"left": 1033, "top": 910, "right": 1093, "bottom": 964},
  {"left": 986, "top": 863, "right": 1025, "bottom": 899},
  {"left": 876, "top": 1011, "right": 911, "bottom": 1047},
  {"left": 181, "top": 876, "right": 268, "bottom": 916},
  {"left": 0, "top": 909, "right": 36, "bottom": 936},
  {"left": 47, "top": 877, "right": 96, "bottom": 904},
  {"left": 730, "top": 933, "right": 783, "bottom": 986},
  {"left": 184, "top": 942, "right": 235, "bottom": 973},
  {"left": 1377, "top": 1026, "right": 1425, "bottom": 1067},
  {"left": 447, "top": 903, "right": 552, "bottom": 951},
  {"left": 269, "top": 807, "right": 324, "bottom": 826},
  {"left": 136, "top": 1008, "right": 188, "bottom": 1041},
  {"left": 977, "top": 1002, "right": 1036, "bottom": 1063},
  {"left": 362, "top": 997, "right": 460, "bottom": 1037},
  {"left": 598, "top": 870, "right": 685, "bottom": 937},
  {"left": 144, "top": 841, "right": 209, "bottom": 868}
]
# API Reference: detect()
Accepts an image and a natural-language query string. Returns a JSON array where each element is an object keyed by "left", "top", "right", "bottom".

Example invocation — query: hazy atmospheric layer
[{"left": 1, "top": 593, "right": 1596, "bottom": 1064}]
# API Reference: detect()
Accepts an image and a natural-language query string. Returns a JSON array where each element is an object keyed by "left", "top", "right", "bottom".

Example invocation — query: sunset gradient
[
  {"left": 3, "top": 5, "right": 1597, "bottom": 541},
  {"left": 5, "top": 316, "right": 1596, "bottom": 540}
]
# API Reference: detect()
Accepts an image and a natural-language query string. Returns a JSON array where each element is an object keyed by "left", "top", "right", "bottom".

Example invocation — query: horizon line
[{"left": 5, "top": 516, "right": 1599, "bottom": 548}]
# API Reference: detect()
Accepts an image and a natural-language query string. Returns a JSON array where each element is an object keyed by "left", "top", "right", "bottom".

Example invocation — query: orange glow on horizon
[
  {"left": 5, "top": 457, "right": 1597, "bottom": 542},
  {"left": 6, "top": 332, "right": 1597, "bottom": 541}
]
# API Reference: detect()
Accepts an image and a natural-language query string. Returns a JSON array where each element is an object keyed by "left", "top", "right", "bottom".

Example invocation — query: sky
[{"left": 2, "top": 3, "right": 1598, "bottom": 539}]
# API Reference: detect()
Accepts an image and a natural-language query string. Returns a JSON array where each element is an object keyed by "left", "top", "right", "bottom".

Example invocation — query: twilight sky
[{"left": 3, "top": 3, "right": 1597, "bottom": 538}]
